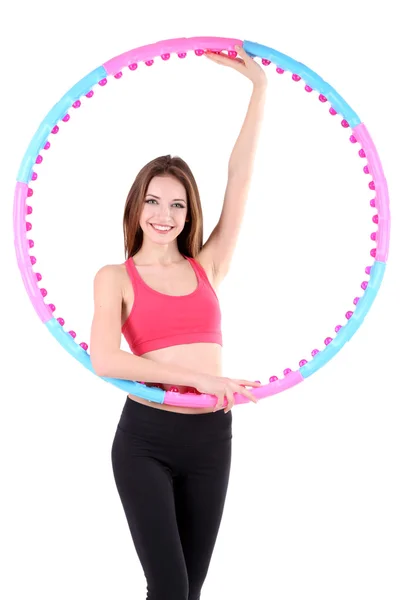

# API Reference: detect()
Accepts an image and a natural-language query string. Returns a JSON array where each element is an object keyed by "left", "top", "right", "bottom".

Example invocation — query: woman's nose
[{"left": 155, "top": 207, "right": 171, "bottom": 219}]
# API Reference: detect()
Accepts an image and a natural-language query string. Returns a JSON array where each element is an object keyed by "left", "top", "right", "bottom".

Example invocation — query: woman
[{"left": 90, "top": 45, "right": 267, "bottom": 600}]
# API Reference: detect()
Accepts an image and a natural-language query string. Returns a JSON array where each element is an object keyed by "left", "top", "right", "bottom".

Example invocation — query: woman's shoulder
[
  {"left": 94, "top": 262, "right": 126, "bottom": 278},
  {"left": 93, "top": 263, "right": 128, "bottom": 291},
  {"left": 93, "top": 264, "right": 133, "bottom": 315}
]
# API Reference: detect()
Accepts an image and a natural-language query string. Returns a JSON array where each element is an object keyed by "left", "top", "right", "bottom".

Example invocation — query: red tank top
[{"left": 122, "top": 255, "right": 223, "bottom": 356}]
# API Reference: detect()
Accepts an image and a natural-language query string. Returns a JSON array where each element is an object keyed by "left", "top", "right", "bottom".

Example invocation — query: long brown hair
[{"left": 123, "top": 155, "right": 204, "bottom": 259}]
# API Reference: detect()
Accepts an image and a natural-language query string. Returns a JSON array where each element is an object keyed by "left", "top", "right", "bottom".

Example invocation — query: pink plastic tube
[
  {"left": 165, "top": 371, "right": 304, "bottom": 407},
  {"left": 353, "top": 123, "right": 390, "bottom": 262},
  {"left": 14, "top": 182, "right": 53, "bottom": 323},
  {"left": 103, "top": 36, "right": 243, "bottom": 76}
]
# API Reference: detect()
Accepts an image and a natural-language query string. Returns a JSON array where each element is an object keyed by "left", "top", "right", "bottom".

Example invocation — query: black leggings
[{"left": 111, "top": 396, "right": 233, "bottom": 600}]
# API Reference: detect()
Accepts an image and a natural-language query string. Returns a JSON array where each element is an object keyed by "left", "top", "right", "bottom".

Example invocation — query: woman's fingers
[
  {"left": 224, "top": 390, "right": 236, "bottom": 414},
  {"left": 213, "top": 379, "right": 261, "bottom": 412},
  {"left": 233, "top": 379, "right": 263, "bottom": 387},
  {"left": 245, "top": 390, "right": 258, "bottom": 404},
  {"left": 204, "top": 50, "right": 245, "bottom": 68},
  {"left": 234, "top": 384, "right": 258, "bottom": 404},
  {"left": 213, "top": 394, "right": 225, "bottom": 412}
]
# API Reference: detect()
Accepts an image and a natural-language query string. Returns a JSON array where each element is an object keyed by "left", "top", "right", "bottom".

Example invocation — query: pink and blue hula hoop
[{"left": 13, "top": 36, "right": 390, "bottom": 408}]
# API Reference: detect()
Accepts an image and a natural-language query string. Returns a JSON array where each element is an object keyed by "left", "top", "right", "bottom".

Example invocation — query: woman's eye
[{"left": 146, "top": 200, "right": 184, "bottom": 208}]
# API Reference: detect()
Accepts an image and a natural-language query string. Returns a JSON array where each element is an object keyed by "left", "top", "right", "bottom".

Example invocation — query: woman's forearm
[
  {"left": 228, "top": 83, "right": 267, "bottom": 177},
  {"left": 93, "top": 348, "right": 202, "bottom": 388}
]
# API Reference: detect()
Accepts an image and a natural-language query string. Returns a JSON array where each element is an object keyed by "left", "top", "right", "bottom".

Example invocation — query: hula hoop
[{"left": 13, "top": 36, "right": 390, "bottom": 408}]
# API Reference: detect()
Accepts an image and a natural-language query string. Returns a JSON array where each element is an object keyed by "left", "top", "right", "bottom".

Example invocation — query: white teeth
[{"left": 152, "top": 224, "right": 172, "bottom": 231}]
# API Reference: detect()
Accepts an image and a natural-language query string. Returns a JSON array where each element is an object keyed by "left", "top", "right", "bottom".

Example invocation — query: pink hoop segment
[
  {"left": 165, "top": 371, "right": 305, "bottom": 408},
  {"left": 103, "top": 36, "right": 242, "bottom": 75},
  {"left": 14, "top": 182, "right": 53, "bottom": 323},
  {"left": 353, "top": 123, "right": 389, "bottom": 262}
]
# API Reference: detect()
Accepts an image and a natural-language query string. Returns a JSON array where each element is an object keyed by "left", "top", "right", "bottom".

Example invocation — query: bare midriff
[{"left": 127, "top": 342, "right": 222, "bottom": 414}]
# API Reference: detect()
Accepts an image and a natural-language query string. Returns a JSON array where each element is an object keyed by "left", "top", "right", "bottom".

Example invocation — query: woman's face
[{"left": 139, "top": 175, "right": 188, "bottom": 243}]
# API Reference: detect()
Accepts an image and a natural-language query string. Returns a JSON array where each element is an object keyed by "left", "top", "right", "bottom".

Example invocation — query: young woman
[{"left": 90, "top": 45, "right": 267, "bottom": 600}]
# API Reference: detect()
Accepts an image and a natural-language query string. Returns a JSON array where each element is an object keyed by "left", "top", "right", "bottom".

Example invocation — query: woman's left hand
[{"left": 203, "top": 44, "right": 267, "bottom": 88}]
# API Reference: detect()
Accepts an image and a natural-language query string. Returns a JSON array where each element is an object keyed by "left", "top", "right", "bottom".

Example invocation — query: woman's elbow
[{"left": 90, "top": 353, "right": 110, "bottom": 377}]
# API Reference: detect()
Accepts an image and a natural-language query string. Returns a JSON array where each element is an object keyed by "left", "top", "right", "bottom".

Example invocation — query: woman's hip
[
  {"left": 112, "top": 396, "right": 232, "bottom": 471},
  {"left": 118, "top": 395, "right": 232, "bottom": 444}
]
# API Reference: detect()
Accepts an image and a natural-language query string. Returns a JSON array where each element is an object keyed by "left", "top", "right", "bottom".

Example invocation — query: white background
[{"left": 1, "top": 0, "right": 399, "bottom": 598}]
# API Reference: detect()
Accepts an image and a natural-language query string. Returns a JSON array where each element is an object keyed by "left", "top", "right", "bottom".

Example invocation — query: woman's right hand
[{"left": 193, "top": 373, "right": 262, "bottom": 413}]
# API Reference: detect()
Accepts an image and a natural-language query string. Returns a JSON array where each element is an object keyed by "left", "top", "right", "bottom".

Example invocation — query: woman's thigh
[
  {"left": 175, "top": 437, "right": 232, "bottom": 597},
  {"left": 111, "top": 426, "right": 189, "bottom": 599}
]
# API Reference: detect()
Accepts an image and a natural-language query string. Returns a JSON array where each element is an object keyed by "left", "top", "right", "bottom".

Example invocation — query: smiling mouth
[{"left": 150, "top": 224, "right": 174, "bottom": 231}]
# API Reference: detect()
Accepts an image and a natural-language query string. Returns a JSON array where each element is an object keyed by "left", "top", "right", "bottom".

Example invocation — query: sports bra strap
[
  {"left": 125, "top": 257, "right": 140, "bottom": 285},
  {"left": 186, "top": 255, "right": 209, "bottom": 283}
]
